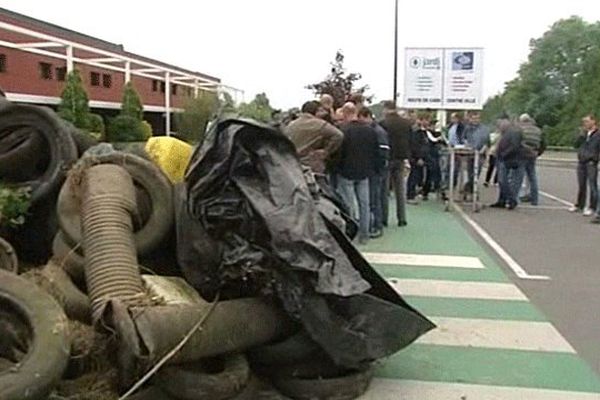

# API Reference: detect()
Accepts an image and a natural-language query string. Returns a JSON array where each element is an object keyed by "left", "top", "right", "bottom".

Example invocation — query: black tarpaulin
[{"left": 181, "top": 118, "right": 435, "bottom": 367}]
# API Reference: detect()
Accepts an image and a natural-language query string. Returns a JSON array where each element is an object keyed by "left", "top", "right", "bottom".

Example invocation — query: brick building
[{"left": 0, "top": 7, "right": 239, "bottom": 134}]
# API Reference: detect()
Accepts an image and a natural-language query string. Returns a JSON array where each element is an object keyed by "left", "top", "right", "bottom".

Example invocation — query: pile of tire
[
  {"left": 246, "top": 331, "right": 373, "bottom": 400},
  {"left": 0, "top": 103, "right": 82, "bottom": 262}
]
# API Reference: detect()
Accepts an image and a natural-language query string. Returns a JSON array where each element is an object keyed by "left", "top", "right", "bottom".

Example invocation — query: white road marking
[
  {"left": 540, "top": 190, "right": 573, "bottom": 207},
  {"left": 363, "top": 252, "right": 485, "bottom": 269},
  {"left": 386, "top": 278, "right": 528, "bottom": 301},
  {"left": 359, "top": 379, "right": 600, "bottom": 400},
  {"left": 454, "top": 204, "right": 551, "bottom": 281},
  {"left": 518, "top": 205, "right": 569, "bottom": 210},
  {"left": 418, "top": 317, "right": 575, "bottom": 353}
]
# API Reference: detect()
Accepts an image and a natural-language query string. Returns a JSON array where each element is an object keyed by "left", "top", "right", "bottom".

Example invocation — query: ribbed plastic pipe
[{"left": 80, "top": 164, "right": 144, "bottom": 323}]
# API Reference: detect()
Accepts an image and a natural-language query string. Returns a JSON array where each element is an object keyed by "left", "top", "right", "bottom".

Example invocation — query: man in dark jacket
[
  {"left": 571, "top": 115, "right": 600, "bottom": 218},
  {"left": 407, "top": 115, "right": 430, "bottom": 203},
  {"left": 491, "top": 119, "right": 526, "bottom": 210},
  {"left": 358, "top": 107, "right": 389, "bottom": 238},
  {"left": 380, "top": 101, "right": 411, "bottom": 226},
  {"left": 337, "top": 102, "right": 381, "bottom": 244}
]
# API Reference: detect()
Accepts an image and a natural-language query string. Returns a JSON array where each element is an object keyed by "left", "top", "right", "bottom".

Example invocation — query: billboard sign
[{"left": 403, "top": 47, "right": 483, "bottom": 109}]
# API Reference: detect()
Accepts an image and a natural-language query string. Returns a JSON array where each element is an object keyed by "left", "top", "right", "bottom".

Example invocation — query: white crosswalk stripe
[
  {"left": 418, "top": 317, "right": 576, "bottom": 353},
  {"left": 359, "top": 379, "right": 600, "bottom": 400},
  {"left": 386, "top": 278, "right": 528, "bottom": 301},
  {"left": 363, "top": 252, "right": 485, "bottom": 269}
]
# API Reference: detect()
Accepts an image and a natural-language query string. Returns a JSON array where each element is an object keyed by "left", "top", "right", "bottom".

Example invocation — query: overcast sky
[{"left": 2, "top": 0, "right": 600, "bottom": 109}]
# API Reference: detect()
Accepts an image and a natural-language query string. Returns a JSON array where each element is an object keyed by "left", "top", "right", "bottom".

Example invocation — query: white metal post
[
  {"left": 66, "top": 45, "right": 73, "bottom": 72},
  {"left": 165, "top": 72, "right": 171, "bottom": 136},
  {"left": 125, "top": 61, "right": 131, "bottom": 83},
  {"left": 194, "top": 78, "right": 199, "bottom": 98}
]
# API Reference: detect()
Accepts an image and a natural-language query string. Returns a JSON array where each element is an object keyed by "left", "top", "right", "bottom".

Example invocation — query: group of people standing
[{"left": 283, "top": 93, "right": 580, "bottom": 245}]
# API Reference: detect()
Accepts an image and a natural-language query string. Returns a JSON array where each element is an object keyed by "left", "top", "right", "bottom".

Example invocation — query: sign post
[{"left": 403, "top": 47, "right": 484, "bottom": 110}]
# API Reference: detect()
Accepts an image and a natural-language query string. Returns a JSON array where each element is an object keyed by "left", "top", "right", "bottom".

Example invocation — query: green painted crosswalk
[{"left": 356, "top": 202, "right": 600, "bottom": 399}]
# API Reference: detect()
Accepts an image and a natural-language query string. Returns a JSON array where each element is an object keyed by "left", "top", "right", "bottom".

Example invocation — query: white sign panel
[
  {"left": 403, "top": 48, "right": 444, "bottom": 109},
  {"left": 402, "top": 47, "right": 483, "bottom": 110},
  {"left": 442, "top": 48, "right": 483, "bottom": 109}
]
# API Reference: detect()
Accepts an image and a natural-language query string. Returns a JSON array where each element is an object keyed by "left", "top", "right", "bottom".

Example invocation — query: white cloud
[{"left": 3, "top": 0, "right": 600, "bottom": 109}]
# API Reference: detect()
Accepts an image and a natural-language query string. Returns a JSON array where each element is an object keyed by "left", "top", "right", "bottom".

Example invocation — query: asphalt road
[{"left": 460, "top": 163, "right": 600, "bottom": 376}]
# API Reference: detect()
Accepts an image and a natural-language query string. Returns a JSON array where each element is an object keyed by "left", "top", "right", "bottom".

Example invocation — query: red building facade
[{"left": 0, "top": 7, "right": 225, "bottom": 134}]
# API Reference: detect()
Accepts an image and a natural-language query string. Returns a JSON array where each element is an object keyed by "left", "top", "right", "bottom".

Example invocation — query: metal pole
[
  {"left": 125, "top": 61, "right": 131, "bottom": 83},
  {"left": 66, "top": 45, "right": 74, "bottom": 72},
  {"left": 165, "top": 72, "right": 171, "bottom": 136},
  {"left": 393, "top": 0, "right": 399, "bottom": 106}
]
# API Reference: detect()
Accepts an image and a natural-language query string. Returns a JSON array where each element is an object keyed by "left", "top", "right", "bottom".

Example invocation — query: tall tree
[
  {"left": 58, "top": 69, "right": 91, "bottom": 129},
  {"left": 307, "top": 51, "right": 371, "bottom": 109},
  {"left": 121, "top": 81, "right": 144, "bottom": 120},
  {"left": 176, "top": 91, "right": 218, "bottom": 143}
]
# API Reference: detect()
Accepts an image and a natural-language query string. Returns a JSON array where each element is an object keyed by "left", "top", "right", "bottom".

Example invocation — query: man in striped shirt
[{"left": 518, "top": 114, "right": 545, "bottom": 206}]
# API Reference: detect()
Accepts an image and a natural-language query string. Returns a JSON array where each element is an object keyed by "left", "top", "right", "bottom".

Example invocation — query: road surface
[{"left": 353, "top": 163, "right": 600, "bottom": 399}]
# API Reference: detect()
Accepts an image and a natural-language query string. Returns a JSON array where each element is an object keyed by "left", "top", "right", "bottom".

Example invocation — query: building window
[
  {"left": 0, "top": 54, "right": 6, "bottom": 73},
  {"left": 152, "top": 80, "right": 158, "bottom": 92},
  {"left": 102, "top": 74, "right": 112, "bottom": 88},
  {"left": 172, "top": 84, "right": 178, "bottom": 96},
  {"left": 90, "top": 72, "right": 100, "bottom": 86},
  {"left": 160, "top": 81, "right": 165, "bottom": 93},
  {"left": 39, "top": 62, "right": 53, "bottom": 80},
  {"left": 56, "top": 67, "right": 67, "bottom": 81}
]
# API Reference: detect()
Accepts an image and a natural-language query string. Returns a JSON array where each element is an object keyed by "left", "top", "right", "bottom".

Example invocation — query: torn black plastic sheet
[{"left": 182, "top": 118, "right": 435, "bottom": 367}]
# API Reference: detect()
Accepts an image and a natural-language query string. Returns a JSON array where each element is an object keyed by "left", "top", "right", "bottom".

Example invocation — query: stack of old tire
[
  {"left": 0, "top": 101, "right": 375, "bottom": 400},
  {"left": 0, "top": 102, "right": 79, "bottom": 262}
]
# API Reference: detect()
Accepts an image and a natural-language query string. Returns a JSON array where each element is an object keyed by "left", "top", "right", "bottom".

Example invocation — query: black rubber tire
[
  {"left": 57, "top": 152, "right": 174, "bottom": 256},
  {"left": 52, "top": 231, "right": 85, "bottom": 286},
  {"left": 0, "top": 104, "right": 77, "bottom": 204},
  {"left": 269, "top": 363, "right": 373, "bottom": 400},
  {"left": 0, "top": 127, "right": 45, "bottom": 181},
  {"left": 248, "top": 331, "right": 322, "bottom": 367},
  {"left": 0, "top": 237, "right": 18, "bottom": 273},
  {"left": 0, "top": 269, "right": 71, "bottom": 400},
  {"left": 22, "top": 262, "right": 91, "bottom": 324},
  {"left": 128, "top": 386, "right": 175, "bottom": 400},
  {"left": 154, "top": 354, "right": 251, "bottom": 400}
]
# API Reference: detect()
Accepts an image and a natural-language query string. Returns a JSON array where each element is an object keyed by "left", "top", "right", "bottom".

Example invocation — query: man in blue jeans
[
  {"left": 518, "top": 114, "right": 545, "bottom": 206},
  {"left": 337, "top": 102, "right": 382, "bottom": 244},
  {"left": 358, "top": 107, "right": 389, "bottom": 239}
]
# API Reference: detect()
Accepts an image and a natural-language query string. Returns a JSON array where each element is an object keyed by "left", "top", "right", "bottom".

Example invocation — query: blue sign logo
[{"left": 452, "top": 52, "right": 474, "bottom": 71}]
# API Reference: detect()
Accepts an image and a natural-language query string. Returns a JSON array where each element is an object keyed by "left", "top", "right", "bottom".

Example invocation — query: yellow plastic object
[{"left": 145, "top": 136, "right": 193, "bottom": 183}]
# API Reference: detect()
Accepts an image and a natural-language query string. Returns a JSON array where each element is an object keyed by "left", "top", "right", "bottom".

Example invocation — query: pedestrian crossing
[{"left": 356, "top": 204, "right": 600, "bottom": 399}]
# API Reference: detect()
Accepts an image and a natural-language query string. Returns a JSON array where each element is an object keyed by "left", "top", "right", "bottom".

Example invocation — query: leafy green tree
[
  {"left": 307, "top": 51, "right": 372, "bottom": 109},
  {"left": 238, "top": 93, "right": 274, "bottom": 123},
  {"left": 58, "top": 70, "right": 91, "bottom": 129},
  {"left": 489, "top": 17, "right": 600, "bottom": 145},
  {"left": 175, "top": 91, "right": 218, "bottom": 143},
  {"left": 481, "top": 94, "right": 508, "bottom": 125}
]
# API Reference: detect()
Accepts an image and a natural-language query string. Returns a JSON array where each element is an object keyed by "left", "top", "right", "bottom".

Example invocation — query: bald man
[
  {"left": 336, "top": 102, "right": 382, "bottom": 244},
  {"left": 320, "top": 94, "right": 335, "bottom": 123}
]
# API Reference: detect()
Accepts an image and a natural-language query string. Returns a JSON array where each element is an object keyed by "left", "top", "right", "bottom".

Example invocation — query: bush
[
  {"left": 140, "top": 120, "right": 153, "bottom": 141},
  {"left": 88, "top": 113, "right": 105, "bottom": 136},
  {"left": 106, "top": 115, "right": 147, "bottom": 142},
  {"left": 0, "top": 186, "right": 31, "bottom": 229}
]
